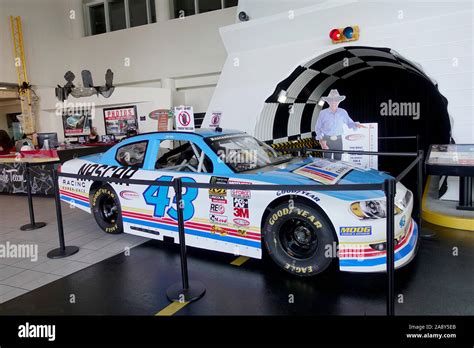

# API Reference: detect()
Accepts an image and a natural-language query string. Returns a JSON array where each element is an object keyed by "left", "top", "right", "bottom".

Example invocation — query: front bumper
[{"left": 338, "top": 219, "right": 419, "bottom": 272}]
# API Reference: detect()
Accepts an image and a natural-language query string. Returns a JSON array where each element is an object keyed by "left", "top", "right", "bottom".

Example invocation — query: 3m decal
[
  {"left": 233, "top": 207, "right": 249, "bottom": 219},
  {"left": 339, "top": 226, "right": 372, "bottom": 236},
  {"left": 143, "top": 176, "right": 198, "bottom": 221}
]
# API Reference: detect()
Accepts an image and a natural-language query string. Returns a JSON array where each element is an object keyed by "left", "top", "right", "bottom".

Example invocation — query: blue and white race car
[{"left": 59, "top": 129, "right": 418, "bottom": 276}]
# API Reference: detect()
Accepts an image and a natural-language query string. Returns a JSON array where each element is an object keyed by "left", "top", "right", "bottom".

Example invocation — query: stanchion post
[
  {"left": 166, "top": 178, "right": 205, "bottom": 303},
  {"left": 417, "top": 150, "right": 424, "bottom": 230},
  {"left": 47, "top": 167, "right": 79, "bottom": 259},
  {"left": 20, "top": 163, "right": 47, "bottom": 231},
  {"left": 384, "top": 178, "right": 396, "bottom": 316}
]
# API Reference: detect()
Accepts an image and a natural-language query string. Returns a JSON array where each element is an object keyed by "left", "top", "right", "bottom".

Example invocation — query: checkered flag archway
[{"left": 254, "top": 46, "right": 434, "bottom": 146}]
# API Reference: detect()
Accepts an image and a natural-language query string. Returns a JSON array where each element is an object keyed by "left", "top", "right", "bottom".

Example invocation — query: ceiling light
[{"left": 278, "top": 90, "right": 288, "bottom": 103}]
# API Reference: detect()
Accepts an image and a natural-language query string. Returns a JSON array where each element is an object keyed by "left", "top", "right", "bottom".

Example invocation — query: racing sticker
[
  {"left": 210, "top": 214, "right": 228, "bottom": 225},
  {"left": 233, "top": 197, "right": 249, "bottom": 219},
  {"left": 293, "top": 159, "right": 352, "bottom": 185},
  {"left": 339, "top": 226, "right": 372, "bottom": 236},
  {"left": 229, "top": 179, "right": 252, "bottom": 199},
  {"left": 209, "top": 176, "right": 228, "bottom": 203}
]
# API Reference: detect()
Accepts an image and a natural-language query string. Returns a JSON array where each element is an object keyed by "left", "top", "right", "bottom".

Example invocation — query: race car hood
[{"left": 244, "top": 157, "right": 393, "bottom": 201}]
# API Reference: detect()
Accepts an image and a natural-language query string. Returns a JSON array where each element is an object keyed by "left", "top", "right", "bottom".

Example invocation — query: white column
[
  {"left": 155, "top": 0, "right": 171, "bottom": 21},
  {"left": 67, "top": 0, "right": 85, "bottom": 39}
]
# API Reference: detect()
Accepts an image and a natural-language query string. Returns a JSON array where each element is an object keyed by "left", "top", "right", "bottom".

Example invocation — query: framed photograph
[
  {"left": 103, "top": 105, "right": 138, "bottom": 136},
  {"left": 62, "top": 108, "right": 92, "bottom": 137}
]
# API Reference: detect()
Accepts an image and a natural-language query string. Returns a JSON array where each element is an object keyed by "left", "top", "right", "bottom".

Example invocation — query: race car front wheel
[
  {"left": 90, "top": 184, "right": 123, "bottom": 234},
  {"left": 263, "top": 201, "right": 336, "bottom": 277}
]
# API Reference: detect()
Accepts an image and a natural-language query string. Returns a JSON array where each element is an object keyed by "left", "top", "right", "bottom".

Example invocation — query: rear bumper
[{"left": 339, "top": 219, "right": 419, "bottom": 272}]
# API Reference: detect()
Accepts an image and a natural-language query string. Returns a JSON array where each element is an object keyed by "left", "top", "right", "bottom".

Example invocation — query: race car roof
[{"left": 193, "top": 128, "right": 245, "bottom": 138}]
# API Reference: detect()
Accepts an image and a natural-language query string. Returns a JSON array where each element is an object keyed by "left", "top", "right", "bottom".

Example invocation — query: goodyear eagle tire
[
  {"left": 90, "top": 184, "right": 123, "bottom": 234},
  {"left": 263, "top": 202, "right": 335, "bottom": 277}
]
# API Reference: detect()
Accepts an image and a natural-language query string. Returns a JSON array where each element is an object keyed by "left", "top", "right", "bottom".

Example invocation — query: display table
[
  {"left": 0, "top": 144, "right": 113, "bottom": 195},
  {"left": 426, "top": 144, "right": 474, "bottom": 211}
]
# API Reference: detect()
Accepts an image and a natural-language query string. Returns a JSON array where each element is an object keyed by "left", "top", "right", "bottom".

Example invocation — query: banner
[
  {"left": 174, "top": 106, "right": 195, "bottom": 132},
  {"left": 103, "top": 105, "right": 138, "bottom": 136},
  {"left": 342, "top": 123, "right": 378, "bottom": 169}
]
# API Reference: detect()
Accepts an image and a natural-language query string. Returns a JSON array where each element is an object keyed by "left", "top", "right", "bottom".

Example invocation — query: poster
[
  {"left": 293, "top": 159, "right": 353, "bottom": 185},
  {"left": 174, "top": 106, "right": 195, "bottom": 132},
  {"left": 342, "top": 123, "right": 378, "bottom": 169},
  {"left": 209, "top": 111, "right": 222, "bottom": 128},
  {"left": 103, "top": 105, "right": 138, "bottom": 136},
  {"left": 62, "top": 108, "right": 91, "bottom": 137}
]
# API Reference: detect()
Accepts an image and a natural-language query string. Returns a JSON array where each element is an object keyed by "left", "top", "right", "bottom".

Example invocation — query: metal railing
[{"left": 44, "top": 147, "right": 424, "bottom": 316}]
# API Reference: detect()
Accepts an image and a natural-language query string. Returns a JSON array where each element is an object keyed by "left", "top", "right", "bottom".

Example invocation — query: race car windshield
[{"left": 208, "top": 135, "right": 291, "bottom": 172}]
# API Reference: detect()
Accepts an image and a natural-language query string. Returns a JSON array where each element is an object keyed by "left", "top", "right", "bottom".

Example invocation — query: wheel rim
[
  {"left": 279, "top": 218, "right": 318, "bottom": 259},
  {"left": 99, "top": 195, "right": 118, "bottom": 223}
]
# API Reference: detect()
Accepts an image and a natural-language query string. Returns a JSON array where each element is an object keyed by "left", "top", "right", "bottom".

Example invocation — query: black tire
[
  {"left": 263, "top": 201, "right": 336, "bottom": 277},
  {"left": 90, "top": 184, "right": 123, "bottom": 234}
]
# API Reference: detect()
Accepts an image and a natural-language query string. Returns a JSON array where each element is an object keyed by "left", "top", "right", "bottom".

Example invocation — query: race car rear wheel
[
  {"left": 90, "top": 184, "right": 123, "bottom": 234},
  {"left": 263, "top": 202, "right": 336, "bottom": 277}
]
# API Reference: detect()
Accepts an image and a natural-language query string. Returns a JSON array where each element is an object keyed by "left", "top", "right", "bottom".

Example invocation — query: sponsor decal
[
  {"left": 229, "top": 179, "right": 252, "bottom": 199},
  {"left": 233, "top": 218, "right": 250, "bottom": 227},
  {"left": 399, "top": 216, "right": 406, "bottom": 228},
  {"left": 77, "top": 163, "right": 138, "bottom": 181},
  {"left": 233, "top": 207, "right": 249, "bottom": 219},
  {"left": 268, "top": 207, "right": 322, "bottom": 229},
  {"left": 276, "top": 190, "right": 320, "bottom": 202},
  {"left": 61, "top": 178, "right": 86, "bottom": 188},
  {"left": 209, "top": 214, "right": 228, "bottom": 225},
  {"left": 293, "top": 159, "right": 352, "bottom": 185},
  {"left": 209, "top": 177, "right": 228, "bottom": 198},
  {"left": 237, "top": 228, "right": 248, "bottom": 237},
  {"left": 210, "top": 197, "right": 227, "bottom": 204},
  {"left": 210, "top": 203, "right": 225, "bottom": 214},
  {"left": 345, "top": 134, "right": 365, "bottom": 141},
  {"left": 233, "top": 197, "right": 248, "bottom": 208},
  {"left": 120, "top": 190, "right": 139, "bottom": 200},
  {"left": 211, "top": 225, "right": 227, "bottom": 236},
  {"left": 339, "top": 226, "right": 372, "bottom": 236}
]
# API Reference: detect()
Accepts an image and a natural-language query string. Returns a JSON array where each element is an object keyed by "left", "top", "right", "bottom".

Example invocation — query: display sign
[
  {"left": 342, "top": 123, "right": 378, "bottom": 169},
  {"left": 62, "top": 108, "right": 92, "bottom": 137},
  {"left": 103, "top": 105, "right": 138, "bottom": 136},
  {"left": 174, "top": 106, "right": 195, "bottom": 132},
  {"left": 209, "top": 111, "right": 222, "bottom": 128},
  {"left": 427, "top": 144, "right": 474, "bottom": 166},
  {"left": 293, "top": 159, "right": 353, "bottom": 185}
]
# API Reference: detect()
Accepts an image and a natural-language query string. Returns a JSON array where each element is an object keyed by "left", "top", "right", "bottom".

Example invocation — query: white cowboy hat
[{"left": 321, "top": 89, "right": 346, "bottom": 103}]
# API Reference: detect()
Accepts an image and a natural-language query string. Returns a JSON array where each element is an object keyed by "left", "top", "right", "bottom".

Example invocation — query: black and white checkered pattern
[{"left": 255, "top": 46, "right": 428, "bottom": 143}]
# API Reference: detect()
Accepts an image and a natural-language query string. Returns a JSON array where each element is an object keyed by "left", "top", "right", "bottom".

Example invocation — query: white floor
[{"left": 0, "top": 195, "right": 148, "bottom": 304}]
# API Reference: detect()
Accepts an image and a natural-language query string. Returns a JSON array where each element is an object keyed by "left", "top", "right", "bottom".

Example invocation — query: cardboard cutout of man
[{"left": 315, "top": 89, "right": 366, "bottom": 160}]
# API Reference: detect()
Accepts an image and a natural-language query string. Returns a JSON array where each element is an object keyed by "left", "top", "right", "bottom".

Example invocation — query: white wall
[
  {"left": 1, "top": 0, "right": 236, "bottom": 135},
  {"left": 36, "top": 87, "right": 172, "bottom": 141},
  {"left": 207, "top": 0, "right": 474, "bottom": 143}
]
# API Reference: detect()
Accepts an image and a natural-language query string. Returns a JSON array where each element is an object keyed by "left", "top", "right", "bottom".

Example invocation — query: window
[
  {"left": 155, "top": 141, "right": 213, "bottom": 173},
  {"left": 116, "top": 141, "right": 148, "bottom": 167},
  {"left": 129, "top": 0, "right": 148, "bottom": 27},
  {"left": 109, "top": 0, "right": 126, "bottom": 31},
  {"left": 198, "top": 0, "right": 221, "bottom": 13},
  {"left": 172, "top": 0, "right": 238, "bottom": 18},
  {"left": 173, "top": 0, "right": 195, "bottom": 18},
  {"left": 85, "top": 0, "right": 157, "bottom": 36},
  {"left": 89, "top": 3, "right": 107, "bottom": 35}
]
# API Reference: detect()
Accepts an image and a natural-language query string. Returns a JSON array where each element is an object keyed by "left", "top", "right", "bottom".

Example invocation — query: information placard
[{"left": 342, "top": 123, "right": 378, "bottom": 169}]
